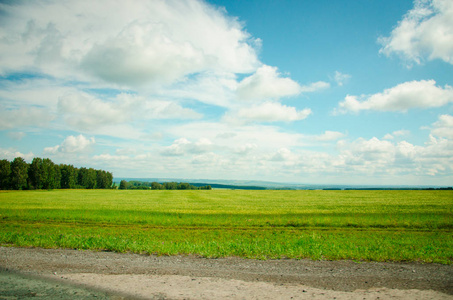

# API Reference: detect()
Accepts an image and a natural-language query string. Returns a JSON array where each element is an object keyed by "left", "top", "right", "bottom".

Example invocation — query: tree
[
  {"left": 151, "top": 182, "right": 162, "bottom": 190},
  {"left": 41, "top": 158, "right": 60, "bottom": 189},
  {"left": 60, "top": 164, "right": 78, "bottom": 189},
  {"left": 105, "top": 171, "right": 113, "bottom": 189},
  {"left": 0, "top": 159, "right": 11, "bottom": 190},
  {"left": 28, "top": 158, "right": 44, "bottom": 189},
  {"left": 96, "top": 170, "right": 113, "bottom": 189},
  {"left": 177, "top": 182, "right": 191, "bottom": 190},
  {"left": 10, "top": 157, "right": 29, "bottom": 190},
  {"left": 119, "top": 180, "right": 128, "bottom": 190},
  {"left": 163, "top": 182, "right": 178, "bottom": 190},
  {"left": 78, "top": 167, "right": 97, "bottom": 189},
  {"left": 86, "top": 168, "right": 97, "bottom": 189},
  {"left": 77, "top": 167, "right": 88, "bottom": 188}
]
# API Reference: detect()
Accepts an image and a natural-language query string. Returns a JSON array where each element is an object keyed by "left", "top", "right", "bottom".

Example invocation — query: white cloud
[
  {"left": 379, "top": 0, "right": 453, "bottom": 65},
  {"left": 58, "top": 93, "right": 127, "bottom": 130},
  {"left": 299, "top": 81, "right": 330, "bottom": 92},
  {"left": 234, "top": 143, "right": 257, "bottom": 155},
  {"left": 0, "top": 148, "right": 34, "bottom": 162},
  {"left": 337, "top": 80, "right": 453, "bottom": 113},
  {"left": 0, "top": 0, "right": 259, "bottom": 84},
  {"left": 431, "top": 114, "right": 453, "bottom": 138},
  {"left": 161, "top": 138, "right": 191, "bottom": 156},
  {"left": 315, "top": 131, "right": 346, "bottom": 141},
  {"left": 165, "top": 121, "right": 306, "bottom": 155},
  {"left": 85, "top": 125, "right": 453, "bottom": 184},
  {"left": 224, "top": 102, "right": 312, "bottom": 123},
  {"left": 333, "top": 134, "right": 453, "bottom": 179},
  {"left": 191, "top": 152, "right": 224, "bottom": 165},
  {"left": 394, "top": 129, "right": 411, "bottom": 136},
  {"left": 163, "top": 71, "right": 238, "bottom": 108},
  {"left": 333, "top": 71, "right": 351, "bottom": 86},
  {"left": 57, "top": 92, "right": 201, "bottom": 131},
  {"left": 44, "top": 134, "right": 95, "bottom": 154},
  {"left": 271, "top": 148, "right": 298, "bottom": 163},
  {"left": 383, "top": 129, "right": 410, "bottom": 140},
  {"left": 236, "top": 65, "right": 301, "bottom": 101},
  {"left": 0, "top": 78, "right": 72, "bottom": 109},
  {"left": 161, "top": 137, "right": 213, "bottom": 156},
  {"left": 0, "top": 106, "right": 55, "bottom": 130}
]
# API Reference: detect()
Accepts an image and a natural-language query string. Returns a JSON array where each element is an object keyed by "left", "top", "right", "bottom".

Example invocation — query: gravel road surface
[{"left": 1, "top": 247, "right": 452, "bottom": 299}]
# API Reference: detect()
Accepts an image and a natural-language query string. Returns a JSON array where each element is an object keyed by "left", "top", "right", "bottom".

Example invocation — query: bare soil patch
[{"left": 1, "top": 247, "right": 452, "bottom": 299}]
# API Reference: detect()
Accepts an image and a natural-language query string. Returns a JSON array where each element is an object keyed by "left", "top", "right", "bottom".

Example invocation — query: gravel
[{"left": 1, "top": 246, "right": 452, "bottom": 299}]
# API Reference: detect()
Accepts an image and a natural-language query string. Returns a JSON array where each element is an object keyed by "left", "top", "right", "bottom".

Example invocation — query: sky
[{"left": 0, "top": 0, "right": 452, "bottom": 186}]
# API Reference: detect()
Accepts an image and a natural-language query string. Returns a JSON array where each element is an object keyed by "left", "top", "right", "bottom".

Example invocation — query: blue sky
[{"left": 0, "top": 0, "right": 452, "bottom": 185}]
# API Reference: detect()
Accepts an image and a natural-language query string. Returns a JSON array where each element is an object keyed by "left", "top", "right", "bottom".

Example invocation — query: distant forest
[
  {"left": 119, "top": 180, "right": 212, "bottom": 190},
  {"left": 0, "top": 157, "right": 113, "bottom": 190}
]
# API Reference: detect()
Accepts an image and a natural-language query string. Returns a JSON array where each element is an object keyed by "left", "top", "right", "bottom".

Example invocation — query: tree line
[
  {"left": 0, "top": 157, "right": 113, "bottom": 190},
  {"left": 119, "top": 180, "right": 211, "bottom": 190}
]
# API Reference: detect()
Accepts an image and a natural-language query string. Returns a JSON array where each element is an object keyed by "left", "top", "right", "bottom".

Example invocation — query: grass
[{"left": 0, "top": 189, "right": 452, "bottom": 263}]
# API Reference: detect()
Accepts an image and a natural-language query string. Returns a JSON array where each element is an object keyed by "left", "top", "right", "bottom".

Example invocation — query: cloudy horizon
[{"left": 1, "top": 0, "right": 452, "bottom": 186}]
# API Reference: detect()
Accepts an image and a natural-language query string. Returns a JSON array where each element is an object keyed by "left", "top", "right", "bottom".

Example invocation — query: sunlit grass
[{"left": 0, "top": 189, "right": 452, "bottom": 263}]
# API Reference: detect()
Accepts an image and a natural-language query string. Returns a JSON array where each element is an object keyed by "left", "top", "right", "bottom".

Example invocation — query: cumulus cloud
[
  {"left": 383, "top": 130, "right": 411, "bottom": 140},
  {"left": 330, "top": 134, "right": 453, "bottom": 179},
  {"left": 234, "top": 143, "right": 257, "bottom": 155},
  {"left": 44, "top": 134, "right": 95, "bottom": 154},
  {"left": 336, "top": 80, "right": 453, "bottom": 113},
  {"left": 236, "top": 65, "right": 301, "bottom": 101},
  {"left": 271, "top": 148, "right": 298, "bottom": 162},
  {"left": 431, "top": 114, "right": 453, "bottom": 139},
  {"left": 161, "top": 137, "right": 213, "bottom": 156},
  {"left": 224, "top": 102, "right": 312, "bottom": 123},
  {"left": 165, "top": 121, "right": 306, "bottom": 156},
  {"left": 85, "top": 124, "right": 453, "bottom": 183},
  {"left": 0, "top": 148, "right": 34, "bottom": 161},
  {"left": 379, "top": 0, "right": 453, "bottom": 65},
  {"left": 57, "top": 92, "right": 201, "bottom": 131},
  {"left": 0, "top": 0, "right": 259, "bottom": 84}
]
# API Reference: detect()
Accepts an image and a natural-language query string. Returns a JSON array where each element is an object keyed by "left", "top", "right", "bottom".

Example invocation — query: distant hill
[{"left": 113, "top": 178, "right": 451, "bottom": 190}]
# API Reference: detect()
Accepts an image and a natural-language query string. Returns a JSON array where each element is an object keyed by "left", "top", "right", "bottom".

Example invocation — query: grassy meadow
[{"left": 0, "top": 189, "right": 452, "bottom": 263}]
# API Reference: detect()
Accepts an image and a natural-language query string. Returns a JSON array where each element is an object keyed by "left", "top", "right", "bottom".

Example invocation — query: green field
[{"left": 0, "top": 189, "right": 452, "bottom": 264}]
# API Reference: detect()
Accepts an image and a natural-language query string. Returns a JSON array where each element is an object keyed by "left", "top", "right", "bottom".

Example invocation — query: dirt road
[{"left": 1, "top": 247, "right": 452, "bottom": 299}]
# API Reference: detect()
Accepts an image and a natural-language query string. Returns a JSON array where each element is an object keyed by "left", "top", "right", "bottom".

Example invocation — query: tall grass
[{"left": 0, "top": 190, "right": 452, "bottom": 263}]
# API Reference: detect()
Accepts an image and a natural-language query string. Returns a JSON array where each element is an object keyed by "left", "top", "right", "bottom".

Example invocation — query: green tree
[
  {"left": 28, "top": 158, "right": 44, "bottom": 189},
  {"left": 41, "top": 158, "right": 60, "bottom": 189},
  {"left": 10, "top": 157, "right": 29, "bottom": 190},
  {"left": 177, "top": 182, "right": 191, "bottom": 190},
  {"left": 163, "top": 182, "right": 177, "bottom": 190},
  {"left": 77, "top": 167, "right": 88, "bottom": 188},
  {"left": 0, "top": 159, "right": 11, "bottom": 190},
  {"left": 119, "top": 180, "right": 128, "bottom": 190},
  {"left": 96, "top": 170, "right": 113, "bottom": 189},
  {"left": 151, "top": 182, "right": 162, "bottom": 190},
  {"left": 60, "top": 164, "right": 78, "bottom": 189},
  {"left": 105, "top": 171, "right": 113, "bottom": 189},
  {"left": 78, "top": 167, "right": 97, "bottom": 189},
  {"left": 86, "top": 168, "right": 97, "bottom": 189}
]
